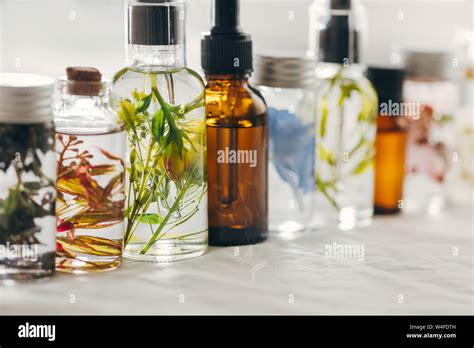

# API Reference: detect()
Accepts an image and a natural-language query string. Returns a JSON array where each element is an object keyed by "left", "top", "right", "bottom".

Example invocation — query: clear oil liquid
[
  {"left": 112, "top": 67, "right": 208, "bottom": 261},
  {"left": 313, "top": 71, "right": 377, "bottom": 230}
]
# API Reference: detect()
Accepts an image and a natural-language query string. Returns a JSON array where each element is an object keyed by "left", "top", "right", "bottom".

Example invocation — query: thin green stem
[{"left": 139, "top": 181, "right": 190, "bottom": 254}]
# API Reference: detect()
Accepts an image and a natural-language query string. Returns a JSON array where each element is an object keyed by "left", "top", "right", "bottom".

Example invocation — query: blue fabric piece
[{"left": 268, "top": 107, "right": 315, "bottom": 195}]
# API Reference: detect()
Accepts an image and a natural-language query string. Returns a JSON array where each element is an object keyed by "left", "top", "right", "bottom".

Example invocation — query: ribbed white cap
[{"left": 0, "top": 73, "right": 55, "bottom": 124}]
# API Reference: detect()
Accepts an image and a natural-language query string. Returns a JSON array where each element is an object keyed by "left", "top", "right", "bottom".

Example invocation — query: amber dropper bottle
[
  {"left": 367, "top": 67, "right": 407, "bottom": 214},
  {"left": 201, "top": 0, "right": 268, "bottom": 246}
]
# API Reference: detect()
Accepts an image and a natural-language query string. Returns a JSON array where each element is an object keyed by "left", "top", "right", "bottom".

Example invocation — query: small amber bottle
[
  {"left": 368, "top": 67, "right": 407, "bottom": 214},
  {"left": 201, "top": 0, "right": 268, "bottom": 245}
]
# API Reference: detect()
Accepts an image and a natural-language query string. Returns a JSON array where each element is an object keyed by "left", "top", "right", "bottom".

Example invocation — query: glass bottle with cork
[
  {"left": 54, "top": 67, "right": 126, "bottom": 273},
  {"left": 202, "top": 0, "right": 268, "bottom": 245},
  {"left": 367, "top": 67, "right": 407, "bottom": 215}
]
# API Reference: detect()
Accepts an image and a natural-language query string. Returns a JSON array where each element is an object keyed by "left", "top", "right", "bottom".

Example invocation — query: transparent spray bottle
[
  {"left": 112, "top": 0, "right": 208, "bottom": 261},
  {"left": 202, "top": 0, "right": 268, "bottom": 245},
  {"left": 308, "top": 0, "right": 377, "bottom": 229}
]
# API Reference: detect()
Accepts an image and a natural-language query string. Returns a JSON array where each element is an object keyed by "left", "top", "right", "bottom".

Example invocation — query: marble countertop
[{"left": 1, "top": 205, "right": 472, "bottom": 315}]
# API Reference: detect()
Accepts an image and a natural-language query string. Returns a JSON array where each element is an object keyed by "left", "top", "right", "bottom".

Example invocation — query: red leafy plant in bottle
[{"left": 55, "top": 134, "right": 125, "bottom": 272}]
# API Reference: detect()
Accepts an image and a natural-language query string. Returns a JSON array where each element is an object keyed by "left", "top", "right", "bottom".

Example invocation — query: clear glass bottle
[
  {"left": 112, "top": 0, "right": 208, "bottom": 261},
  {"left": 402, "top": 51, "right": 458, "bottom": 215},
  {"left": 254, "top": 54, "right": 316, "bottom": 237},
  {"left": 308, "top": 0, "right": 378, "bottom": 230},
  {"left": 54, "top": 67, "right": 126, "bottom": 273},
  {"left": 0, "top": 73, "right": 56, "bottom": 281}
]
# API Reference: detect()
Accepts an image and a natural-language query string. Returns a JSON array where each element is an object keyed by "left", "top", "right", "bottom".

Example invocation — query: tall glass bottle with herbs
[
  {"left": 308, "top": 0, "right": 377, "bottom": 229},
  {"left": 112, "top": 0, "right": 208, "bottom": 261},
  {"left": 202, "top": 0, "right": 268, "bottom": 245},
  {"left": 0, "top": 73, "right": 56, "bottom": 280},
  {"left": 54, "top": 67, "right": 126, "bottom": 273}
]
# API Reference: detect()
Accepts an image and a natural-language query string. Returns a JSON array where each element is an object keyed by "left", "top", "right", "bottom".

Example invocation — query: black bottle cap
[
  {"left": 331, "top": 0, "right": 351, "bottom": 10},
  {"left": 318, "top": 0, "right": 360, "bottom": 64},
  {"left": 128, "top": 1, "right": 184, "bottom": 46},
  {"left": 201, "top": 0, "right": 253, "bottom": 75},
  {"left": 367, "top": 66, "right": 405, "bottom": 112}
]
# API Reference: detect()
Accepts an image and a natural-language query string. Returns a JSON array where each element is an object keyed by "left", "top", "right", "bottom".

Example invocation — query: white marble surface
[{"left": 1, "top": 205, "right": 472, "bottom": 315}]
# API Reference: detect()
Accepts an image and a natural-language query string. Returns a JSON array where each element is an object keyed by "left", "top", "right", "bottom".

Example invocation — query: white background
[{"left": 0, "top": 0, "right": 473, "bottom": 79}]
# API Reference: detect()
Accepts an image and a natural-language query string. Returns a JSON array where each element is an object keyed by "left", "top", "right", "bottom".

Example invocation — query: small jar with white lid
[
  {"left": 0, "top": 73, "right": 57, "bottom": 281},
  {"left": 254, "top": 54, "right": 317, "bottom": 236}
]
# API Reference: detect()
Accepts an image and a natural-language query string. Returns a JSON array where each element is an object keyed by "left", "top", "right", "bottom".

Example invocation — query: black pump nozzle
[
  {"left": 128, "top": 1, "right": 184, "bottom": 46},
  {"left": 318, "top": 0, "right": 359, "bottom": 64},
  {"left": 201, "top": 0, "right": 253, "bottom": 75},
  {"left": 211, "top": 0, "right": 241, "bottom": 34}
]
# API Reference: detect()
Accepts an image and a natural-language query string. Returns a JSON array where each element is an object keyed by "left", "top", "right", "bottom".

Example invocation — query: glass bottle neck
[
  {"left": 57, "top": 79, "right": 111, "bottom": 108},
  {"left": 61, "top": 94, "right": 108, "bottom": 106},
  {"left": 127, "top": 44, "right": 186, "bottom": 71},
  {"left": 205, "top": 74, "right": 250, "bottom": 86},
  {"left": 316, "top": 62, "right": 365, "bottom": 80}
]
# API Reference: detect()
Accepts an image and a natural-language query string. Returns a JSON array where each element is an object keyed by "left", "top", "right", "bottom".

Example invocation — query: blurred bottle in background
[
  {"left": 452, "top": 29, "right": 474, "bottom": 205},
  {"left": 402, "top": 51, "right": 459, "bottom": 215},
  {"left": 308, "top": 0, "right": 378, "bottom": 230},
  {"left": 367, "top": 67, "right": 407, "bottom": 215},
  {"left": 254, "top": 53, "right": 316, "bottom": 238},
  {"left": 0, "top": 73, "right": 56, "bottom": 281}
]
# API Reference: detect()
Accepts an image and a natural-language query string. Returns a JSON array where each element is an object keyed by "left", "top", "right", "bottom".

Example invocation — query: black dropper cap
[
  {"left": 318, "top": 0, "right": 360, "bottom": 64},
  {"left": 367, "top": 67, "right": 405, "bottom": 113},
  {"left": 128, "top": 0, "right": 184, "bottom": 46},
  {"left": 201, "top": 0, "right": 253, "bottom": 75}
]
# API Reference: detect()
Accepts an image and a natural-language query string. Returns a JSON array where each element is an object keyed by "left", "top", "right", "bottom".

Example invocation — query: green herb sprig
[{"left": 117, "top": 69, "right": 207, "bottom": 254}]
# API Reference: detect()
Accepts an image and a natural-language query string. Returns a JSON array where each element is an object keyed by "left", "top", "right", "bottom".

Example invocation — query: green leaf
[
  {"left": 316, "top": 175, "right": 339, "bottom": 210},
  {"left": 318, "top": 143, "right": 336, "bottom": 166},
  {"left": 184, "top": 67, "right": 206, "bottom": 89},
  {"left": 348, "top": 137, "right": 367, "bottom": 158},
  {"left": 358, "top": 93, "right": 376, "bottom": 122},
  {"left": 129, "top": 148, "right": 137, "bottom": 164},
  {"left": 437, "top": 114, "right": 454, "bottom": 125},
  {"left": 152, "top": 86, "right": 178, "bottom": 131},
  {"left": 320, "top": 97, "right": 328, "bottom": 138},
  {"left": 174, "top": 129, "right": 184, "bottom": 158},
  {"left": 112, "top": 67, "right": 129, "bottom": 84},
  {"left": 138, "top": 213, "right": 163, "bottom": 225},
  {"left": 137, "top": 93, "right": 152, "bottom": 113},
  {"left": 151, "top": 109, "right": 165, "bottom": 144},
  {"left": 119, "top": 100, "right": 136, "bottom": 131},
  {"left": 352, "top": 152, "right": 374, "bottom": 175},
  {"left": 23, "top": 182, "right": 42, "bottom": 190},
  {"left": 181, "top": 131, "right": 198, "bottom": 152}
]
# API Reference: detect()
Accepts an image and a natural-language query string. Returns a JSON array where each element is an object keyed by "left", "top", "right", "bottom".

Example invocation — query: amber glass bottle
[
  {"left": 206, "top": 75, "right": 268, "bottom": 245},
  {"left": 202, "top": 0, "right": 268, "bottom": 245},
  {"left": 368, "top": 67, "right": 407, "bottom": 214}
]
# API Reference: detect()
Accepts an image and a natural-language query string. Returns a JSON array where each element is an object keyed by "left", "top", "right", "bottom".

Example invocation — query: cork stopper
[{"left": 66, "top": 67, "right": 103, "bottom": 96}]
